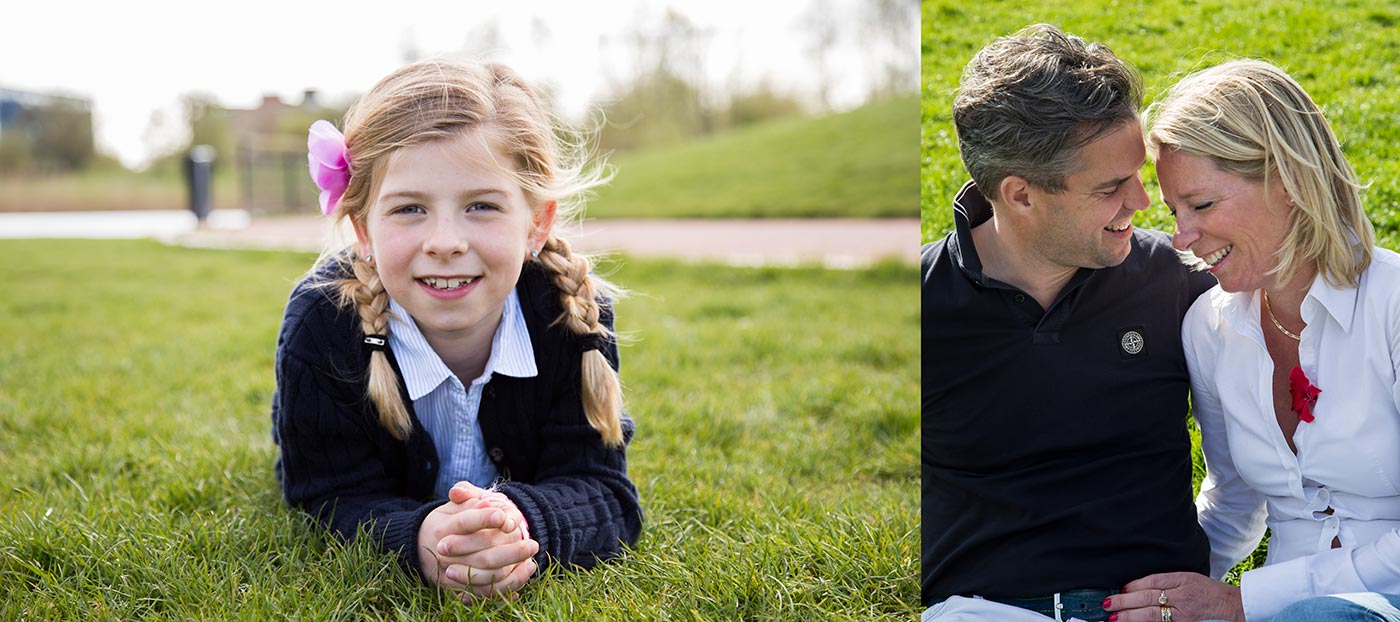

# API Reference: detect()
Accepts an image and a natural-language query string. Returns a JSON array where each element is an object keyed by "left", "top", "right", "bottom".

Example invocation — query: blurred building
[
  {"left": 0, "top": 86, "right": 95, "bottom": 172},
  {"left": 227, "top": 89, "right": 326, "bottom": 144},
  {"left": 226, "top": 89, "right": 335, "bottom": 212}
]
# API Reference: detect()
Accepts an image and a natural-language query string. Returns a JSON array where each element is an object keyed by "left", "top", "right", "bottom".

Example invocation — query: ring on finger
[
  {"left": 1160, "top": 605, "right": 1173, "bottom": 622},
  {"left": 1159, "top": 590, "right": 1169, "bottom": 606}
]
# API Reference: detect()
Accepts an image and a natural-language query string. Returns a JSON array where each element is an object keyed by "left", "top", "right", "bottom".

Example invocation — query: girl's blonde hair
[
  {"left": 1146, "top": 59, "right": 1373, "bottom": 288},
  {"left": 315, "top": 59, "right": 624, "bottom": 447}
]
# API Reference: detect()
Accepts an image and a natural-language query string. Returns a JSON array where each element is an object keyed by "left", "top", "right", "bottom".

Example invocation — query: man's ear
[{"left": 998, "top": 175, "right": 1035, "bottom": 214}]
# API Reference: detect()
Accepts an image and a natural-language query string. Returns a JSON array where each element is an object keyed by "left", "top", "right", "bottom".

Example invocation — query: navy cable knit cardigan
[{"left": 271, "top": 260, "right": 642, "bottom": 580}]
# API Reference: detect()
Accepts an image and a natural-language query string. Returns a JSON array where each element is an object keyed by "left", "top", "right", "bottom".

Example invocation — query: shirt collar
[
  {"left": 1218, "top": 270, "right": 1359, "bottom": 338},
  {"left": 949, "top": 180, "right": 992, "bottom": 285},
  {"left": 387, "top": 289, "right": 538, "bottom": 400},
  {"left": 1302, "top": 271, "right": 1358, "bottom": 332},
  {"left": 946, "top": 177, "right": 991, "bottom": 278},
  {"left": 947, "top": 179, "right": 1095, "bottom": 298}
]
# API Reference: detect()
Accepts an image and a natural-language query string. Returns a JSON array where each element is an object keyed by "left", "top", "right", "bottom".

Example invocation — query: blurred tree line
[
  {"left": 0, "top": 95, "right": 103, "bottom": 174},
  {"left": 590, "top": 1, "right": 915, "bottom": 152},
  {"left": 2, "top": 0, "right": 913, "bottom": 179}
]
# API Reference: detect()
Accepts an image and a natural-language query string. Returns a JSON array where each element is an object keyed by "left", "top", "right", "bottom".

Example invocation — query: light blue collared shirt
[{"left": 387, "top": 290, "right": 538, "bottom": 497}]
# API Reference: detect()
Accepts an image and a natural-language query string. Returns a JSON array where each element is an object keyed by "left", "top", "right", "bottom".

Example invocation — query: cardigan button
[{"left": 488, "top": 447, "right": 505, "bottom": 462}]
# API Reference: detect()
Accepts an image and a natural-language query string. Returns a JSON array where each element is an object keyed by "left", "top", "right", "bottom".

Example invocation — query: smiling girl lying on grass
[{"left": 270, "top": 59, "right": 641, "bottom": 602}]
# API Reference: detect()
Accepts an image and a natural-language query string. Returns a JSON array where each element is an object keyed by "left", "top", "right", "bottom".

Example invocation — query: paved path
[{"left": 1, "top": 210, "right": 919, "bottom": 268}]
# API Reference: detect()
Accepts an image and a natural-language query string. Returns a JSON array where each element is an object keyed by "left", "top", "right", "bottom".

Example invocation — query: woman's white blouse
[{"left": 1187, "top": 247, "right": 1400, "bottom": 621}]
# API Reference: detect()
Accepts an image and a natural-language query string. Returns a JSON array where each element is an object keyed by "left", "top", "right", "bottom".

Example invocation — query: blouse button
[
  {"left": 1014, "top": 293, "right": 1026, "bottom": 303},
  {"left": 489, "top": 448, "right": 505, "bottom": 462}
]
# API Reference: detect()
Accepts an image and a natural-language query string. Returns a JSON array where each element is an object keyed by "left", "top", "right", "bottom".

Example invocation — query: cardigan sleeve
[
  {"left": 272, "top": 304, "right": 445, "bottom": 580},
  {"left": 495, "top": 306, "right": 643, "bottom": 569}
]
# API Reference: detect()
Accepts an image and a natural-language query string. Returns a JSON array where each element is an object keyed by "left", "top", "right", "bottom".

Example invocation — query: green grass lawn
[
  {"left": 921, "top": 0, "right": 1400, "bottom": 582},
  {"left": 0, "top": 240, "right": 917, "bottom": 620},
  {"left": 590, "top": 96, "right": 920, "bottom": 219},
  {"left": 920, "top": 0, "right": 1400, "bottom": 246}
]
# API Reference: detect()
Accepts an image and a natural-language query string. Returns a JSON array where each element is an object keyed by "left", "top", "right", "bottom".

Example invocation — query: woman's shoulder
[
  {"left": 1360, "top": 246, "right": 1400, "bottom": 315},
  {"left": 1182, "top": 284, "right": 1232, "bottom": 347},
  {"left": 1366, "top": 246, "right": 1400, "bottom": 282}
]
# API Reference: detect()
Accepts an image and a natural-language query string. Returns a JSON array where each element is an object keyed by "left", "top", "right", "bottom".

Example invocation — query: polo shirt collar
[
  {"left": 947, "top": 180, "right": 1094, "bottom": 299},
  {"left": 949, "top": 180, "right": 994, "bottom": 286},
  {"left": 387, "top": 289, "right": 538, "bottom": 401}
]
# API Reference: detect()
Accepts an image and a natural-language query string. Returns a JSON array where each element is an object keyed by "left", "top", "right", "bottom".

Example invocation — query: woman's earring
[
  {"left": 530, "top": 249, "right": 540, "bottom": 258},
  {"left": 364, "top": 254, "right": 373, "bottom": 263}
]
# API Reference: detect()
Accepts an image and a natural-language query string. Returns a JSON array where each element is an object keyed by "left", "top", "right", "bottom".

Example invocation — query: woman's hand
[{"left": 1104, "top": 572, "right": 1245, "bottom": 622}]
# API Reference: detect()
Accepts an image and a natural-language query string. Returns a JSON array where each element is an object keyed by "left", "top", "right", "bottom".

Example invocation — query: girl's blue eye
[
  {"left": 392, "top": 204, "right": 425, "bottom": 215},
  {"left": 467, "top": 202, "right": 499, "bottom": 213}
]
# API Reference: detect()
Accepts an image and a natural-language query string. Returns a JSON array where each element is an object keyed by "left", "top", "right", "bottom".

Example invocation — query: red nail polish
[
  {"left": 1103, "top": 597, "right": 1111, "bottom": 609},
  {"left": 1109, "top": 614, "right": 1118, "bottom": 622}
]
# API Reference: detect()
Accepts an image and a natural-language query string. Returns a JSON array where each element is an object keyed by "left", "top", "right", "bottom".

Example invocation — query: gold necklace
[{"left": 1262, "top": 291, "right": 1302, "bottom": 341}]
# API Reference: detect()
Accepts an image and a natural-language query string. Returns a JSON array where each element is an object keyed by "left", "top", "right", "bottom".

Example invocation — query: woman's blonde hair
[
  {"left": 1146, "top": 59, "right": 1373, "bottom": 288},
  {"left": 313, "top": 59, "right": 625, "bottom": 447}
]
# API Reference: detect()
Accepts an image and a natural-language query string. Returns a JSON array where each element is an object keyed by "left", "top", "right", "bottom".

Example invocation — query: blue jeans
[{"left": 1271, "top": 593, "right": 1400, "bottom": 622}]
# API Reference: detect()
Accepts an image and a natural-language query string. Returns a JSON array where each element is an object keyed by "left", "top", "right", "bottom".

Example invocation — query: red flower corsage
[{"left": 1289, "top": 366, "right": 1321, "bottom": 423}]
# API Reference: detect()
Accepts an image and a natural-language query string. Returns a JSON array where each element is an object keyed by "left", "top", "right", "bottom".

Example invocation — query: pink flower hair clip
[{"left": 307, "top": 120, "right": 349, "bottom": 216}]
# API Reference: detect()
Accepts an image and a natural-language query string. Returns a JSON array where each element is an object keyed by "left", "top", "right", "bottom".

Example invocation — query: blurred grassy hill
[
  {"left": 590, "top": 95, "right": 919, "bottom": 219},
  {"left": 1, "top": 96, "right": 919, "bottom": 220},
  {"left": 920, "top": 0, "right": 1400, "bottom": 246}
]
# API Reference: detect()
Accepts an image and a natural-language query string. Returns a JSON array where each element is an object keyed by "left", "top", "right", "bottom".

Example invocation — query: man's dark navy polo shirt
[{"left": 921, "top": 182, "right": 1215, "bottom": 606}]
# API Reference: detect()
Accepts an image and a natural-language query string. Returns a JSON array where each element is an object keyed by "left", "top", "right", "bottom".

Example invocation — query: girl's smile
[{"left": 416, "top": 274, "right": 481, "bottom": 299}]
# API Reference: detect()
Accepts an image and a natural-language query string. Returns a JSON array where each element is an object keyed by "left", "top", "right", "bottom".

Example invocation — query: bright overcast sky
[{"left": 2, "top": 0, "right": 915, "bottom": 168}]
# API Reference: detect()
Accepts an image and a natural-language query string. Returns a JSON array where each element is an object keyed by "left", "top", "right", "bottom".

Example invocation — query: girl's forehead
[{"left": 377, "top": 130, "right": 521, "bottom": 195}]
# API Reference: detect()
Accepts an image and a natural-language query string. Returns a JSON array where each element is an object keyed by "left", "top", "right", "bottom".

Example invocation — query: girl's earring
[
  {"left": 530, "top": 249, "right": 540, "bottom": 258},
  {"left": 364, "top": 254, "right": 373, "bottom": 263}
]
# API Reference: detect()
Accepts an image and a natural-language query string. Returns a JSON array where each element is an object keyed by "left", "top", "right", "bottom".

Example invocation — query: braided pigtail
[
  {"left": 536, "top": 236, "right": 624, "bottom": 448},
  {"left": 334, "top": 257, "right": 412, "bottom": 441}
]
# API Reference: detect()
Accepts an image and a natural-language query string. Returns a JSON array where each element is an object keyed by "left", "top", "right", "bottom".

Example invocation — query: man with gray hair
[{"left": 922, "top": 25, "right": 1215, "bottom": 622}]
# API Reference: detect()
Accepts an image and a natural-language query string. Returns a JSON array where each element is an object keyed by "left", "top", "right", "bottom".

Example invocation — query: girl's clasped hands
[{"left": 417, "top": 482, "right": 539, "bottom": 602}]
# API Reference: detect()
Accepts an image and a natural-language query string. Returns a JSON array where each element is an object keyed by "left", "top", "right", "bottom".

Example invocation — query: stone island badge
[
  {"left": 1118, "top": 327, "right": 1147, "bottom": 359},
  {"left": 1121, "top": 330, "right": 1144, "bottom": 354}
]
